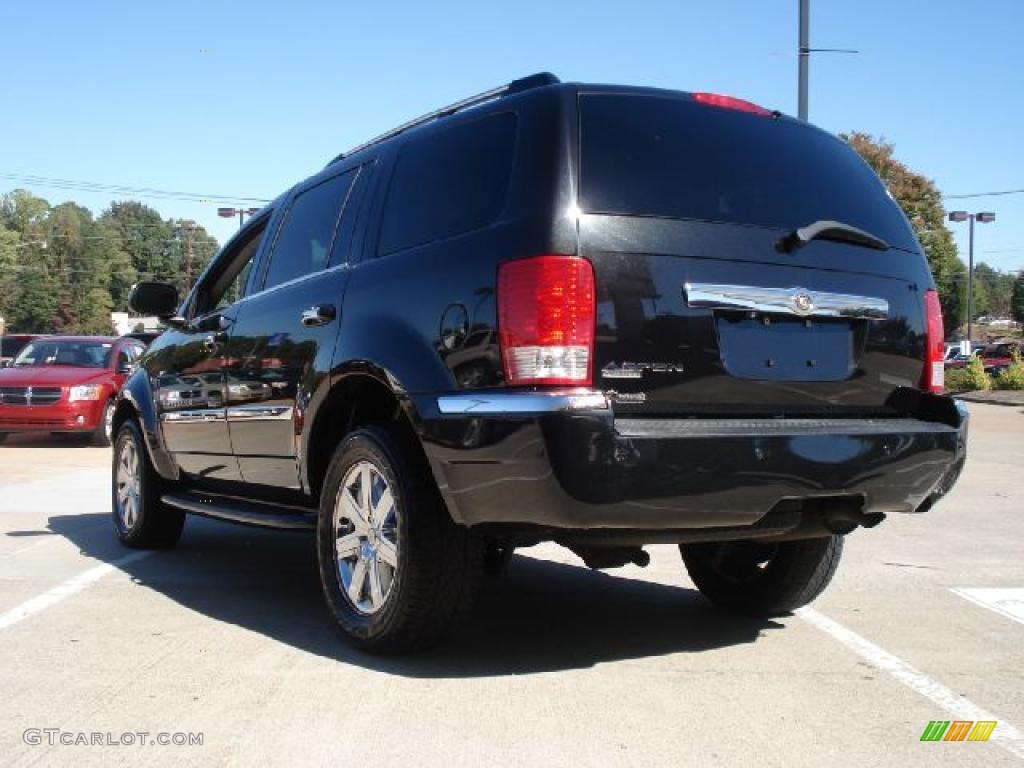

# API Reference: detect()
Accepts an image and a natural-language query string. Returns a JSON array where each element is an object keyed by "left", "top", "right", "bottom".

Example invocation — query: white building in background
[{"left": 110, "top": 312, "right": 161, "bottom": 336}]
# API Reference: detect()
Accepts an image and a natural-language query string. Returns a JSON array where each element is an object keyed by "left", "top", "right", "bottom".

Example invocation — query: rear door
[
  {"left": 576, "top": 91, "right": 934, "bottom": 416},
  {"left": 224, "top": 163, "right": 369, "bottom": 488}
]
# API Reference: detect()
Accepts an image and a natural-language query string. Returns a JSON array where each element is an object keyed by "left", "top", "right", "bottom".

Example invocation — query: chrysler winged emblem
[{"left": 791, "top": 291, "right": 814, "bottom": 316}]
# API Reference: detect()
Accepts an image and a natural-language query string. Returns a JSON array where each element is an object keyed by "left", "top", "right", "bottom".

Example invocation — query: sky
[{"left": 2, "top": 0, "right": 1022, "bottom": 272}]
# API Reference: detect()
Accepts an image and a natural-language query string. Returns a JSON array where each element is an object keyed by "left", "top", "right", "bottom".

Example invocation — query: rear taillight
[
  {"left": 498, "top": 255, "right": 595, "bottom": 387},
  {"left": 921, "top": 289, "right": 945, "bottom": 393},
  {"left": 692, "top": 92, "right": 772, "bottom": 116}
]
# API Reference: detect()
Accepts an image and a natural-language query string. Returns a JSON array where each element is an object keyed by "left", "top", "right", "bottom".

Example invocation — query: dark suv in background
[{"left": 118, "top": 73, "right": 967, "bottom": 653}]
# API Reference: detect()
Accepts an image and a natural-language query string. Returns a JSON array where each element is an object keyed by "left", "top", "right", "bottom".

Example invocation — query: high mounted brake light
[
  {"left": 921, "top": 289, "right": 945, "bottom": 394},
  {"left": 692, "top": 92, "right": 772, "bottom": 117},
  {"left": 498, "top": 255, "right": 596, "bottom": 387}
]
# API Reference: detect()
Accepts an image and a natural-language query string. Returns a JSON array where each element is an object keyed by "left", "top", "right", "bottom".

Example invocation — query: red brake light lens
[
  {"left": 498, "top": 255, "right": 596, "bottom": 387},
  {"left": 921, "top": 289, "right": 945, "bottom": 393},
  {"left": 692, "top": 92, "right": 772, "bottom": 116}
]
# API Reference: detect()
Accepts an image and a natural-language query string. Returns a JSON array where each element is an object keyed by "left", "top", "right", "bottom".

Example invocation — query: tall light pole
[
  {"left": 218, "top": 207, "right": 260, "bottom": 230},
  {"left": 798, "top": 0, "right": 809, "bottom": 120},
  {"left": 796, "top": 0, "right": 857, "bottom": 121},
  {"left": 948, "top": 210, "right": 996, "bottom": 344}
]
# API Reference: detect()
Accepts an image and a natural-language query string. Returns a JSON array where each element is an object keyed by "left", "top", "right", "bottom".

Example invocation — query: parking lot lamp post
[
  {"left": 217, "top": 207, "right": 261, "bottom": 230},
  {"left": 948, "top": 211, "right": 996, "bottom": 344}
]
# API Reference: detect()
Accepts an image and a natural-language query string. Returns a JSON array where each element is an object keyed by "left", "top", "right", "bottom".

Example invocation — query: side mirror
[{"left": 128, "top": 282, "right": 180, "bottom": 318}]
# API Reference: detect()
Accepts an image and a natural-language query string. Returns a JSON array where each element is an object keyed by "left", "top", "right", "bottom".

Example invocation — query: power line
[
  {"left": 945, "top": 188, "right": 1024, "bottom": 200},
  {"left": 0, "top": 172, "right": 272, "bottom": 205}
]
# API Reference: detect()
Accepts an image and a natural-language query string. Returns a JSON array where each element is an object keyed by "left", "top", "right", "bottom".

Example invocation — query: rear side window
[
  {"left": 579, "top": 94, "right": 917, "bottom": 251},
  {"left": 378, "top": 113, "right": 517, "bottom": 256},
  {"left": 263, "top": 169, "right": 357, "bottom": 290}
]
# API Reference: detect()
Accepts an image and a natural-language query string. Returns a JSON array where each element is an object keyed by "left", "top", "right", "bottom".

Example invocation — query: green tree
[
  {"left": 0, "top": 189, "right": 49, "bottom": 234},
  {"left": 842, "top": 133, "right": 964, "bottom": 335},
  {"left": 1012, "top": 274, "right": 1024, "bottom": 323},
  {"left": 1, "top": 190, "right": 55, "bottom": 332},
  {"left": 100, "top": 201, "right": 176, "bottom": 283},
  {"left": 1, "top": 190, "right": 217, "bottom": 332},
  {"left": 0, "top": 224, "right": 19, "bottom": 324},
  {"left": 972, "top": 262, "right": 1016, "bottom": 318}
]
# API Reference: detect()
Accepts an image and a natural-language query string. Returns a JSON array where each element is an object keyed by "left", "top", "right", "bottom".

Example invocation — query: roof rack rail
[{"left": 326, "top": 72, "right": 559, "bottom": 167}]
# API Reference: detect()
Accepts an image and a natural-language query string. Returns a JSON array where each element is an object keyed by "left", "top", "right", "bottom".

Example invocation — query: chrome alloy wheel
[
  {"left": 334, "top": 460, "right": 400, "bottom": 615},
  {"left": 115, "top": 437, "right": 141, "bottom": 530}
]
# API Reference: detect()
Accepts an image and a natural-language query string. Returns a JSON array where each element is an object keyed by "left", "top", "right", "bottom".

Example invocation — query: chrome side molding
[
  {"left": 160, "top": 405, "right": 294, "bottom": 423},
  {"left": 437, "top": 390, "right": 610, "bottom": 415},
  {"left": 160, "top": 410, "right": 225, "bottom": 423},
  {"left": 684, "top": 282, "right": 889, "bottom": 320},
  {"left": 226, "top": 405, "right": 294, "bottom": 421}
]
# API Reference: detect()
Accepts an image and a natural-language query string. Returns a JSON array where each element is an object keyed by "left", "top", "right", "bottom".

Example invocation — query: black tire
[
  {"left": 111, "top": 420, "right": 185, "bottom": 549},
  {"left": 93, "top": 399, "right": 116, "bottom": 447},
  {"left": 0, "top": 433, "right": 8, "bottom": 444},
  {"left": 680, "top": 536, "right": 844, "bottom": 617},
  {"left": 316, "top": 425, "right": 482, "bottom": 654}
]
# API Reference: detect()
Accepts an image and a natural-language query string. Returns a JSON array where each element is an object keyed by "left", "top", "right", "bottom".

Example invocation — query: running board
[{"left": 160, "top": 491, "right": 316, "bottom": 531}]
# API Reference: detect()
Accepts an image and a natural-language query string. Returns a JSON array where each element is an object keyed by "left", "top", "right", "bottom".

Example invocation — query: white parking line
[
  {"left": 952, "top": 588, "right": 1024, "bottom": 627},
  {"left": 797, "top": 606, "right": 1024, "bottom": 759},
  {"left": 0, "top": 551, "right": 152, "bottom": 631}
]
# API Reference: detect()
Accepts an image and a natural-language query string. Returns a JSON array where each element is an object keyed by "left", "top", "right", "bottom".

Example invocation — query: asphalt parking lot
[{"left": 0, "top": 403, "right": 1021, "bottom": 767}]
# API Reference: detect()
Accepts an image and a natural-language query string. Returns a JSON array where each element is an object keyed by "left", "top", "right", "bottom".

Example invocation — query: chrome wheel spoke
[
  {"left": 347, "top": 558, "right": 368, "bottom": 605},
  {"left": 339, "top": 487, "right": 368, "bottom": 532},
  {"left": 336, "top": 532, "right": 361, "bottom": 559},
  {"left": 372, "top": 487, "right": 393, "bottom": 526},
  {"left": 368, "top": 560, "right": 384, "bottom": 609},
  {"left": 377, "top": 537, "right": 398, "bottom": 569}
]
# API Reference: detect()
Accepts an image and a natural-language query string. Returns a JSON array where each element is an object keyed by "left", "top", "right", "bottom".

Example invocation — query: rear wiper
[{"left": 776, "top": 219, "right": 890, "bottom": 253}]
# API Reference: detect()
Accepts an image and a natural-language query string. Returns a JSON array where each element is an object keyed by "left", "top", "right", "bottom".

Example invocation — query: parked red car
[
  {"left": 978, "top": 342, "right": 1024, "bottom": 374},
  {"left": 0, "top": 336, "right": 146, "bottom": 445}
]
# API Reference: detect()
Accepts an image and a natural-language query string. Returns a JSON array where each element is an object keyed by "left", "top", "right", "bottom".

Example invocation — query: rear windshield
[{"left": 578, "top": 93, "right": 917, "bottom": 251}]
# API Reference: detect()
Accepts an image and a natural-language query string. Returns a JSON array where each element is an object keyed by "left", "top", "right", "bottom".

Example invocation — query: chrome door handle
[{"left": 301, "top": 304, "right": 337, "bottom": 327}]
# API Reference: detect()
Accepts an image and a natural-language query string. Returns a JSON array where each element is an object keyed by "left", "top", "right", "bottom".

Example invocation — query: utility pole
[
  {"left": 182, "top": 223, "right": 194, "bottom": 292},
  {"left": 798, "top": 0, "right": 809, "bottom": 120}
]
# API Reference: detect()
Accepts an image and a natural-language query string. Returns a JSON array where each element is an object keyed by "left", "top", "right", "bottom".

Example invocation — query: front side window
[
  {"left": 262, "top": 169, "right": 357, "bottom": 291},
  {"left": 378, "top": 112, "right": 517, "bottom": 256},
  {"left": 193, "top": 217, "right": 270, "bottom": 316}
]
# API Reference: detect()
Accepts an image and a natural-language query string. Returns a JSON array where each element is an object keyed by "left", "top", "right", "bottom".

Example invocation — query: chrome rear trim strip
[
  {"left": 684, "top": 282, "right": 889, "bottom": 320},
  {"left": 437, "top": 390, "right": 610, "bottom": 415}
]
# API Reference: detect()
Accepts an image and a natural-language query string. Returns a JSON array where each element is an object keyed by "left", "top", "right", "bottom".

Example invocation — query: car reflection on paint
[{"left": 225, "top": 376, "right": 273, "bottom": 403}]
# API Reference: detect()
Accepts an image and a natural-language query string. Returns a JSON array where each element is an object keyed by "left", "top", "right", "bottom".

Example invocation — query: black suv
[{"left": 117, "top": 73, "right": 968, "bottom": 652}]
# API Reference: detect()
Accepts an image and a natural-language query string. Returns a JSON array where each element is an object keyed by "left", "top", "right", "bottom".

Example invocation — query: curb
[{"left": 954, "top": 392, "right": 1024, "bottom": 407}]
